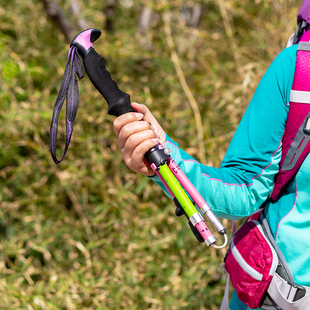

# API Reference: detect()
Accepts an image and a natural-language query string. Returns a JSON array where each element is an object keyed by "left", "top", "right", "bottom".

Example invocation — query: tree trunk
[
  {"left": 104, "top": 0, "right": 118, "bottom": 32},
  {"left": 190, "top": 3, "right": 201, "bottom": 28},
  {"left": 69, "top": 0, "right": 90, "bottom": 31},
  {"left": 40, "top": 0, "right": 75, "bottom": 42},
  {"left": 137, "top": 7, "right": 153, "bottom": 34}
]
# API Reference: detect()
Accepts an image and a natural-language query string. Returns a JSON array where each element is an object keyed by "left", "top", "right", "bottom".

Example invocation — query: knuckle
[
  {"left": 140, "top": 121, "right": 149, "bottom": 130},
  {"left": 113, "top": 113, "right": 136, "bottom": 130},
  {"left": 126, "top": 134, "right": 135, "bottom": 146},
  {"left": 121, "top": 151, "right": 131, "bottom": 165},
  {"left": 121, "top": 125, "right": 131, "bottom": 138},
  {"left": 113, "top": 118, "right": 120, "bottom": 129}
]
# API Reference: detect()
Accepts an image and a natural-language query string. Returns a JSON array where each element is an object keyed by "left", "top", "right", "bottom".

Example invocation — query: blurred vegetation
[{"left": 0, "top": 0, "right": 300, "bottom": 309}]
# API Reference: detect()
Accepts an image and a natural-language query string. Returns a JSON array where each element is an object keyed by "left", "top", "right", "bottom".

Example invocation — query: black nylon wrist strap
[{"left": 50, "top": 46, "right": 84, "bottom": 164}]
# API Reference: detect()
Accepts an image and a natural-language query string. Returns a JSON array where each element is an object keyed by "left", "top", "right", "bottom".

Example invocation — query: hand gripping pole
[{"left": 60, "top": 28, "right": 228, "bottom": 247}]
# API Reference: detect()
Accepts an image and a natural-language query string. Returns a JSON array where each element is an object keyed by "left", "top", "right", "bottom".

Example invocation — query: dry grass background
[{"left": 0, "top": 0, "right": 300, "bottom": 309}]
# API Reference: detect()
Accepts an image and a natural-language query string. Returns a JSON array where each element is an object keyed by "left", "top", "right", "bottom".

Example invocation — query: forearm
[
  {"left": 150, "top": 135, "right": 281, "bottom": 220},
  {"left": 149, "top": 46, "right": 297, "bottom": 220}
]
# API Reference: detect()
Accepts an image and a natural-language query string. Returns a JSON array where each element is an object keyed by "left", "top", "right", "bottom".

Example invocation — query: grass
[{"left": 0, "top": 0, "right": 299, "bottom": 309}]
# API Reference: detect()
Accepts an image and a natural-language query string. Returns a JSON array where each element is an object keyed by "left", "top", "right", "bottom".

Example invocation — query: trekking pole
[{"left": 51, "top": 28, "right": 227, "bottom": 248}]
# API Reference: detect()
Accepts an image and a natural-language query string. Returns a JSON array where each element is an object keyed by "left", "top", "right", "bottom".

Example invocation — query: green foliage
[{"left": 0, "top": 0, "right": 299, "bottom": 309}]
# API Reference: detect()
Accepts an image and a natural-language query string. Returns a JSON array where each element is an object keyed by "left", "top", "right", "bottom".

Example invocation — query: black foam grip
[{"left": 83, "top": 48, "right": 134, "bottom": 116}]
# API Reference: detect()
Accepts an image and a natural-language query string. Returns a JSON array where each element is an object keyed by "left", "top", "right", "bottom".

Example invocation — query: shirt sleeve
[{"left": 150, "top": 45, "right": 297, "bottom": 220}]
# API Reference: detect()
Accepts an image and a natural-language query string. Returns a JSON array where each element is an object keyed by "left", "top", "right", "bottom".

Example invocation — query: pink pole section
[
  {"left": 152, "top": 161, "right": 216, "bottom": 244},
  {"left": 167, "top": 159, "right": 211, "bottom": 212},
  {"left": 196, "top": 221, "right": 213, "bottom": 240}
]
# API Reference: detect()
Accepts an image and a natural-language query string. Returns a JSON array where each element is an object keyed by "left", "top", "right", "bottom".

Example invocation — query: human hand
[{"left": 113, "top": 102, "right": 166, "bottom": 176}]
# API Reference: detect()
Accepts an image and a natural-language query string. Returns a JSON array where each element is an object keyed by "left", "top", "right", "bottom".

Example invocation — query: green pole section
[{"left": 159, "top": 163, "right": 197, "bottom": 218}]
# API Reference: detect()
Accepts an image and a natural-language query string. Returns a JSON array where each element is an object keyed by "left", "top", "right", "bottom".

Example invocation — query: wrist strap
[{"left": 50, "top": 46, "right": 84, "bottom": 164}]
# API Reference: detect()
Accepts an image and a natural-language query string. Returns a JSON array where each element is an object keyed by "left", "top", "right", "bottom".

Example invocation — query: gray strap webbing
[
  {"left": 281, "top": 111, "right": 310, "bottom": 171},
  {"left": 220, "top": 221, "right": 236, "bottom": 310},
  {"left": 219, "top": 273, "right": 230, "bottom": 310},
  {"left": 268, "top": 274, "right": 310, "bottom": 310},
  {"left": 297, "top": 41, "right": 310, "bottom": 51}
]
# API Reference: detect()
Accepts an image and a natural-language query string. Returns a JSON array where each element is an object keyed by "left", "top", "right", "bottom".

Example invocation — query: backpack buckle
[
  {"left": 293, "top": 286, "right": 306, "bottom": 302},
  {"left": 303, "top": 117, "right": 310, "bottom": 134},
  {"left": 285, "top": 274, "right": 306, "bottom": 302}
]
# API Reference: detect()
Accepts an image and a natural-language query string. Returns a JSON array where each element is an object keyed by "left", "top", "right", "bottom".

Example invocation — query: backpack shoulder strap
[{"left": 271, "top": 29, "right": 310, "bottom": 200}]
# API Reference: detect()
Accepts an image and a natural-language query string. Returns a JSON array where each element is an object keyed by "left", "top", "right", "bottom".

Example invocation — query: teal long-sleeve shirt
[{"left": 150, "top": 44, "right": 310, "bottom": 309}]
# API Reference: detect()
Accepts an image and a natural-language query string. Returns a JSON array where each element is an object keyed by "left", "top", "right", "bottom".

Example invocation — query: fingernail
[
  {"left": 135, "top": 113, "right": 143, "bottom": 119},
  {"left": 152, "top": 138, "right": 159, "bottom": 143}
]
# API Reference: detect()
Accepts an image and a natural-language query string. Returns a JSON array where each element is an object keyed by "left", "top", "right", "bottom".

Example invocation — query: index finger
[{"left": 113, "top": 112, "right": 144, "bottom": 137}]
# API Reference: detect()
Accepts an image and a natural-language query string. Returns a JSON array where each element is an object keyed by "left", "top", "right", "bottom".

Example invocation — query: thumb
[{"left": 131, "top": 102, "right": 153, "bottom": 121}]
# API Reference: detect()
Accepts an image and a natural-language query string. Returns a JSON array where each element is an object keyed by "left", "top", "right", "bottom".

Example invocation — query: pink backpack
[
  {"left": 224, "top": 211, "right": 307, "bottom": 310},
  {"left": 271, "top": 37, "right": 310, "bottom": 200},
  {"left": 271, "top": 2, "right": 310, "bottom": 201}
]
